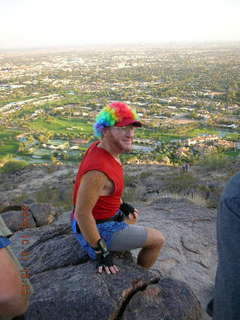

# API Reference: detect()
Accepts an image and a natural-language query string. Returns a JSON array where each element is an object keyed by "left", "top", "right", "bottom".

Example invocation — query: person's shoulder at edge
[{"left": 222, "top": 172, "right": 240, "bottom": 200}]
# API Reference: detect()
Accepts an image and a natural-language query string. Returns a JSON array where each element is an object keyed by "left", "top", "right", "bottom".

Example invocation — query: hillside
[
  {"left": 0, "top": 159, "right": 238, "bottom": 212},
  {"left": 1, "top": 45, "right": 240, "bottom": 167}
]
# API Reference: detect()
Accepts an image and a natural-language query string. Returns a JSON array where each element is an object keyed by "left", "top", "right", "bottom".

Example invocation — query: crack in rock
[
  {"left": 110, "top": 277, "right": 160, "bottom": 320},
  {"left": 180, "top": 236, "right": 200, "bottom": 254}
]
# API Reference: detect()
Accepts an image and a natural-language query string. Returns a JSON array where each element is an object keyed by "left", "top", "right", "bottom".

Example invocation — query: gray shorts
[{"left": 109, "top": 225, "right": 147, "bottom": 251}]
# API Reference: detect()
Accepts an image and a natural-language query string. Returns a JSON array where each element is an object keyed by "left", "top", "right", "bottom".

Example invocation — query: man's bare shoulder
[
  {"left": 81, "top": 170, "right": 114, "bottom": 195},
  {"left": 81, "top": 170, "right": 109, "bottom": 185}
]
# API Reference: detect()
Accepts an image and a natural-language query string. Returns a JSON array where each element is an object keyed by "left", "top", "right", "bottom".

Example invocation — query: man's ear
[{"left": 102, "top": 127, "right": 109, "bottom": 138}]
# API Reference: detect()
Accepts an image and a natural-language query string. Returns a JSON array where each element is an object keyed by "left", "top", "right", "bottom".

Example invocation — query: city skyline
[{"left": 1, "top": 0, "right": 240, "bottom": 50}]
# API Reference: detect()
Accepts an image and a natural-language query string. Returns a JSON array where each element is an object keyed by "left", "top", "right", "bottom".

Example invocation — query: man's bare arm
[
  {"left": 75, "top": 170, "right": 119, "bottom": 274},
  {"left": 0, "top": 248, "right": 29, "bottom": 317},
  {"left": 75, "top": 170, "right": 107, "bottom": 247}
]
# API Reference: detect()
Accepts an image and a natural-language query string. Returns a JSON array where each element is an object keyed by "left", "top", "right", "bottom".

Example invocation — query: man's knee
[
  {"left": 0, "top": 291, "right": 28, "bottom": 316},
  {"left": 143, "top": 227, "right": 165, "bottom": 249},
  {"left": 0, "top": 248, "right": 29, "bottom": 316}
]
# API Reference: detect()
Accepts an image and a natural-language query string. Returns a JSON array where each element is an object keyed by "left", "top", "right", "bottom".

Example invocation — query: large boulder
[
  {"left": 0, "top": 206, "right": 36, "bottom": 232},
  {"left": 0, "top": 202, "right": 58, "bottom": 232},
  {"left": 0, "top": 201, "right": 57, "bottom": 232},
  {"left": 10, "top": 223, "right": 201, "bottom": 320},
  {"left": 26, "top": 264, "right": 201, "bottom": 320},
  {"left": 134, "top": 197, "right": 217, "bottom": 320},
  {"left": 10, "top": 224, "right": 86, "bottom": 275},
  {"left": 29, "top": 203, "right": 57, "bottom": 226}
]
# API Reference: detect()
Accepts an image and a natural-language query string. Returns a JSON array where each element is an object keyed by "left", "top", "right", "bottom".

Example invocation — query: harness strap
[
  {"left": 75, "top": 211, "right": 124, "bottom": 233},
  {"left": 97, "top": 210, "right": 125, "bottom": 224}
]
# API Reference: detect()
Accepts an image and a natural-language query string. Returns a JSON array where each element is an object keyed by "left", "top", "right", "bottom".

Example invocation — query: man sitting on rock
[
  {"left": 0, "top": 215, "right": 32, "bottom": 319},
  {"left": 71, "top": 102, "right": 165, "bottom": 274}
]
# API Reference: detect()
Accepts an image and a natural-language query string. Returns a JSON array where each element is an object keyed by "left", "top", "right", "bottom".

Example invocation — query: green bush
[
  {"left": 0, "top": 154, "right": 13, "bottom": 166},
  {"left": 197, "top": 153, "right": 232, "bottom": 171},
  {"left": 0, "top": 159, "right": 28, "bottom": 173}
]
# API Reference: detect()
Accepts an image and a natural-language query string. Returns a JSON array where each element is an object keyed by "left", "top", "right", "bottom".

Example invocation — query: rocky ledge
[{"left": 9, "top": 223, "right": 201, "bottom": 320}]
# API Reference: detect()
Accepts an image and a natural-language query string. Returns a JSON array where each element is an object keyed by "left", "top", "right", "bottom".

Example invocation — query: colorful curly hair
[{"left": 93, "top": 102, "right": 141, "bottom": 137}]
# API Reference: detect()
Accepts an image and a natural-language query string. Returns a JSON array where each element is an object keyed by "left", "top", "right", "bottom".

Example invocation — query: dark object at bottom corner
[{"left": 206, "top": 298, "right": 214, "bottom": 317}]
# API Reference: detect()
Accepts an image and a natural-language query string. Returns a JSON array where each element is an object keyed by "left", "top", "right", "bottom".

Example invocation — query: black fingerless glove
[
  {"left": 96, "top": 250, "right": 114, "bottom": 268},
  {"left": 92, "top": 239, "right": 114, "bottom": 269},
  {"left": 120, "top": 202, "right": 135, "bottom": 216}
]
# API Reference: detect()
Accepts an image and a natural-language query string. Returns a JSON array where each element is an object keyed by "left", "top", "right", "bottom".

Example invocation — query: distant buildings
[{"left": 184, "top": 135, "right": 219, "bottom": 146}]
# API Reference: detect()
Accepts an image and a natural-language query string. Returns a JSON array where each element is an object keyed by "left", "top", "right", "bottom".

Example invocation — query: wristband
[
  {"left": 91, "top": 238, "right": 109, "bottom": 257},
  {"left": 91, "top": 239, "right": 114, "bottom": 269}
]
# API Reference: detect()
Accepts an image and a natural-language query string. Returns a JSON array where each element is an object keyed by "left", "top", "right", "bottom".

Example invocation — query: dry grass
[{"left": 159, "top": 192, "right": 208, "bottom": 207}]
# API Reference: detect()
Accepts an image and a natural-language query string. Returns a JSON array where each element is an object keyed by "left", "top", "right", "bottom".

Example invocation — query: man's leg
[
  {"left": 137, "top": 227, "right": 165, "bottom": 268},
  {"left": 109, "top": 225, "right": 165, "bottom": 269}
]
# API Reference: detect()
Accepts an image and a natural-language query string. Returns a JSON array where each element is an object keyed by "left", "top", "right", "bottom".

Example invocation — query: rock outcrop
[
  {"left": 0, "top": 203, "right": 57, "bottom": 232},
  {"left": 1, "top": 205, "right": 36, "bottom": 231},
  {"left": 133, "top": 198, "right": 217, "bottom": 320},
  {"left": 10, "top": 223, "right": 201, "bottom": 320}
]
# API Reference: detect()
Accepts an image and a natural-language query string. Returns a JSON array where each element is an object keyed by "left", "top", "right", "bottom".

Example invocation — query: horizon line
[{"left": 1, "top": 40, "right": 240, "bottom": 53}]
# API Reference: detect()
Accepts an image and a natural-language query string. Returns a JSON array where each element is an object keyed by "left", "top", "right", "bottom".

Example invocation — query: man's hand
[
  {"left": 92, "top": 238, "right": 119, "bottom": 274},
  {"left": 124, "top": 209, "right": 139, "bottom": 224},
  {"left": 96, "top": 250, "right": 119, "bottom": 274},
  {"left": 120, "top": 202, "right": 139, "bottom": 224},
  {"left": 120, "top": 202, "right": 135, "bottom": 215}
]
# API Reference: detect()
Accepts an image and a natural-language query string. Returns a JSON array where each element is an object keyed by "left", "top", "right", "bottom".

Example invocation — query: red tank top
[{"left": 73, "top": 141, "right": 123, "bottom": 220}]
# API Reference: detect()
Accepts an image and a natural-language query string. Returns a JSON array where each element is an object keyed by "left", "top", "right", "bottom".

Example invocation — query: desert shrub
[
  {"left": 35, "top": 184, "right": 72, "bottom": 210},
  {"left": 165, "top": 172, "right": 198, "bottom": 194},
  {"left": 120, "top": 154, "right": 137, "bottom": 164},
  {"left": 12, "top": 193, "right": 28, "bottom": 204},
  {"left": 184, "top": 192, "right": 208, "bottom": 207},
  {"left": 47, "top": 165, "right": 58, "bottom": 174},
  {"left": 0, "top": 159, "right": 28, "bottom": 173},
  {"left": 197, "top": 153, "right": 233, "bottom": 171},
  {"left": 122, "top": 184, "right": 146, "bottom": 202},
  {"left": 159, "top": 192, "right": 208, "bottom": 207},
  {"left": 140, "top": 170, "right": 152, "bottom": 179},
  {"left": 35, "top": 185, "right": 54, "bottom": 203},
  {"left": 122, "top": 187, "right": 137, "bottom": 202},
  {"left": 154, "top": 154, "right": 171, "bottom": 165},
  {"left": 0, "top": 154, "right": 13, "bottom": 166},
  {"left": 124, "top": 174, "right": 139, "bottom": 187}
]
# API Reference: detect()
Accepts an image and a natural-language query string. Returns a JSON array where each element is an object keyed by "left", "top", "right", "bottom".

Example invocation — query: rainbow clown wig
[{"left": 93, "top": 102, "right": 142, "bottom": 137}]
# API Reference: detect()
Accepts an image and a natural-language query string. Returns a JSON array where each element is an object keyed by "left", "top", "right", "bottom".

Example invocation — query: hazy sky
[{"left": 1, "top": 0, "right": 240, "bottom": 49}]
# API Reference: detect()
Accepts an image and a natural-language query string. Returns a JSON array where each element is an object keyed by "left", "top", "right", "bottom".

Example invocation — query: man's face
[{"left": 105, "top": 125, "right": 136, "bottom": 153}]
